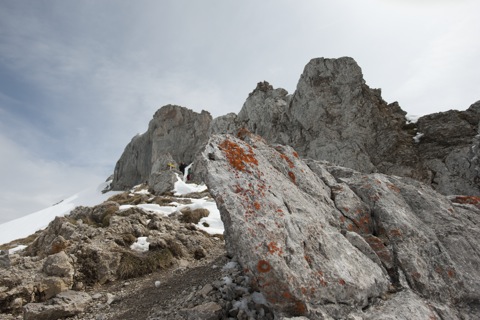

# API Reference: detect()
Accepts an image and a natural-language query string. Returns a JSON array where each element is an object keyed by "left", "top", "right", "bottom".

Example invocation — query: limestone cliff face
[
  {"left": 111, "top": 105, "right": 212, "bottom": 190},
  {"left": 213, "top": 58, "right": 429, "bottom": 182},
  {"left": 113, "top": 57, "right": 479, "bottom": 196},
  {"left": 415, "top": 101, "right": 480, "bottom": 195}
]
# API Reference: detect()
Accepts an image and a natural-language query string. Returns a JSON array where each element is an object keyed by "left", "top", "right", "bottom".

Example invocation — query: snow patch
[
  {"left": 8, "top": 245, "right": 27, "bottom": 254},
  {"left": 223, "top": 261, "right": 240, "bottom": 270},
  {"left": 413, "top": 132, "right": 424, "bottom": 143},
  {"left": 0, "top": 181, "right": 121, "bottom": 245},
  {"left": 130, "top": 237, "right": 149, "bottom": 252},
  {"left": 174, "top": 173, "right": 207, "bottom": 195},
  {"left": 406, "top": 114, "right": 421, "bottom": 124}
]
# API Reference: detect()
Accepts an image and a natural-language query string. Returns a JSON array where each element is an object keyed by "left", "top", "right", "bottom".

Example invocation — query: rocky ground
[{"left": 0, "top": 185, "right": 277, "bottom": 320}]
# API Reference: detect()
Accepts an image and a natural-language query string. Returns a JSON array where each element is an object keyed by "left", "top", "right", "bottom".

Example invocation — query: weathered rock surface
[
  {"left": 113, "top": 58, "right": 479, "bottom": 196},
  {"left": 200, "top": 132, "right": 480, "bottom": 319},
  {"left": 23, "top": 290, "right": 92, "bottom": 320},
  {"left": 212, "top": 58, "right": 430, "bottom": 184},
  {"left": 415, "top": 101, "right": 480, "bottom": 195},
  {"left": 0, "top": 186, "right": 219, "bottom": 315},
  {"left": 112, "top": 105, "right": 212, "bottom": 191}
]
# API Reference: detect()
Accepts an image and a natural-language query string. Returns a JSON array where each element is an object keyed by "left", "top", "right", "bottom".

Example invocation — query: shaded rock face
[
  {"left": 112, "top": 105, "right": 212, "bottom": 190},
  {"left": 415, "top": 101, "right": 480, "bottom": 195},
  {"left": 200, "top": 132, "right": 480, "bottom": 319}
]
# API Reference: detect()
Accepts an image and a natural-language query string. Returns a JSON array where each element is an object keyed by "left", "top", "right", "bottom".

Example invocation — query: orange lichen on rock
[
  {"left": 386, "top": 183, "right": 401, "bottom": 193},
  {"left": 257, "top": 260, "right": 272, "bottom": 273},
  {"left": 253, "top": 202, "right": 261, "bottom": 210},
  {"left": 288, "top": 171, "right": 296, "bottom": 184},
  {"left": 292, "top": 151, "right": 299, "bottom": 158},
  {"left": 452, "top": 196, "right": 480, "bottom": 209},
  {"left": 280, "top": 153, "right": 295, "bottom": 168},
  {"left": 267, "top": 241, "right": 283, "bottom": 256},
  {"left": 447, "top": 268, "right": 456, "bottom": 278},
  {"left": 219, "top": 139, "right": 258, "bottom": 171},
  {"left": 338, "top": 278, "right": 346, "bottom": 285}
]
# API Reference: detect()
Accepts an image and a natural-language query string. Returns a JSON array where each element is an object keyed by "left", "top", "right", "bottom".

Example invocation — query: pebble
[{"left": 155, "top": 280, "right": 161, "bottom": 288}]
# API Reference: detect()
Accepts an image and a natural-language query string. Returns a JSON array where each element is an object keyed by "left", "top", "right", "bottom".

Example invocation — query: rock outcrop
[
  {"left": 199, "top": 132, "right": 480, "bottom": 319},
  {"left": 113, "top": 58, "right": 479, "bottom": 196},
  {"left": 112, "top": 105, "right": 212, "bottom": 190},
  {"left": 0, "top": 186, "right": 220, "bottom": 315},
  {"left": 415, "top": 101, "right": 480, "bottom": 195}
]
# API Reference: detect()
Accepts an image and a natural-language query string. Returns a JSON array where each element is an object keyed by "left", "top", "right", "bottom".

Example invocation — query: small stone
[
  {"left": 155, "top": 281, "right": 161, "bottom": 288},
  {"left": 92, "top": 293, "right": 103, "bottom": 300},
  {"left": 106, "top": 293, "right": 115, "bottom": 305}
]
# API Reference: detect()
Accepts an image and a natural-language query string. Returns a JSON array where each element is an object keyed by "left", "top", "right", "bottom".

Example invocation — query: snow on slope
[
  {"left": 0, "top": 181, "right": 121, "bottom": 245},
  {"left": 0, "top": 175, "right": 224, "bottom": 246}
]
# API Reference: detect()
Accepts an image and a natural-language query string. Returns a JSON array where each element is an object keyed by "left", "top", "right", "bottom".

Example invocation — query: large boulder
[
  {"left": 200, "top": 132, "right": 480, "bottom": 319},
  {"left": 112, "top": 105, "right": 212, "bottom": 191}
]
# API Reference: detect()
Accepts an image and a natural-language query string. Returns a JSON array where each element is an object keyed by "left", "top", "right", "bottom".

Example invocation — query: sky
[{"left": 0, "top": 0, "right": 479, "bottom": 223}]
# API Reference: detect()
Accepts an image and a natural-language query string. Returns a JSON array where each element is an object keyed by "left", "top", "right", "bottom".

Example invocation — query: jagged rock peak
[
  {"left": 111, "top": 105, "right": 212, "bottom": 191},
  {"left": 112, "top": 56, "right": 479, "bottom": 196}
]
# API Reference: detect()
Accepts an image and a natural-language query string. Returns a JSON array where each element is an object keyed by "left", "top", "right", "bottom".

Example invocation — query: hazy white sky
[{"left": 0, "top": 0, "right": 479, "bottom": 223}]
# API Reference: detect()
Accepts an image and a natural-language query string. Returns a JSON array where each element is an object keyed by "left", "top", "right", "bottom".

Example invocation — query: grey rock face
[
  {"left": 416, "top": 101, "right": 480, "bottom": 195},
  {"left": 200, "top": 132, "right": 480, "bottom": 319},
  {"left": 217, "top": 58, "right": 431, "bottom": 187},
  {"left": 0, "top": 250, "right": 9, "bottom": 269},
  {"left": 111, "top": 58, "right": 478, "bottom": 196},
  {"left": 201, "top": 133, "right": 389, "bottom": 317},
  {"left": 112, "top": 105, "right": 212, "bottom": 191}
]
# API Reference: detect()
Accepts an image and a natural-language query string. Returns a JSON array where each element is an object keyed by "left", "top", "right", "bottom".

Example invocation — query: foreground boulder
[{"left": 200, "top": 132, "right": 480, "bottom": 319}]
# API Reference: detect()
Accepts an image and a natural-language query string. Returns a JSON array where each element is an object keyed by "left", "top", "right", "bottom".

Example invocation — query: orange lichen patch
[
  {"left": 236, "top": 127, "right": 250, "bottom": 140},
  {"left": 293, "top": 301, "right": 307, "bottom": 315},
  {"left": 282, "top": 291, "right": 292, "bottom": 299},
  {"left": 292, "top": 151, "right": 299, "bottom": 158},
  {"left": 253, "top": 202, "right": 261, "bottom": 210},
  {"left": 339, "top": 216, "right": 346, "bottom": 223},
  {"left": 257, "top": 260, "right": 272, "bottom": 273},
  {"left": 452, "top": 196, "right": 480, "bottom": 209},
  {"left": 338, "top": 278, "right": 346, "bottom": 285},
  {"left": 288, "top": 171, "right": 296, "bottom": 184},
  {"left": 412, "top": 272, "right": 422, "bottom": 280},
  {"left": 389, "top": 229, "right": 403, "bottom": 238},
  {"left": 365, "top": 235, "right": 393, "bottom": 266},
  {"left": 319, "top": 278, "right": 328, "bottom": 287},
  {"left": 387, "top": 183, "right": 401, "bottom": 193},
  {"left": 304, "top": 255, "right": 313, "bottom": 266},
  {"left": 280, "top": 154, "right": 295, "bottom": 168},
  {"left": 219, "top": 139, "right": 258, "bottom": 171},
  {"left": 267, "top": 241, "right": 283, "bottom": 255},
  {"left": 447, "top": 268, "right": 456, "bottom": 278},
  {"left": 343, "top": 207, "right": 350, "bottom": 212}
]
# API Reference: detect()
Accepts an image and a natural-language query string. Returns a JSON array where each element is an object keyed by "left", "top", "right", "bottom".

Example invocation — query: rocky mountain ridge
[
  {"left": 1, "top": 56, "right": 479, "bottom": 320},
  {"left": 111, "top": 57, "right": 480, "bottom": 197}
]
